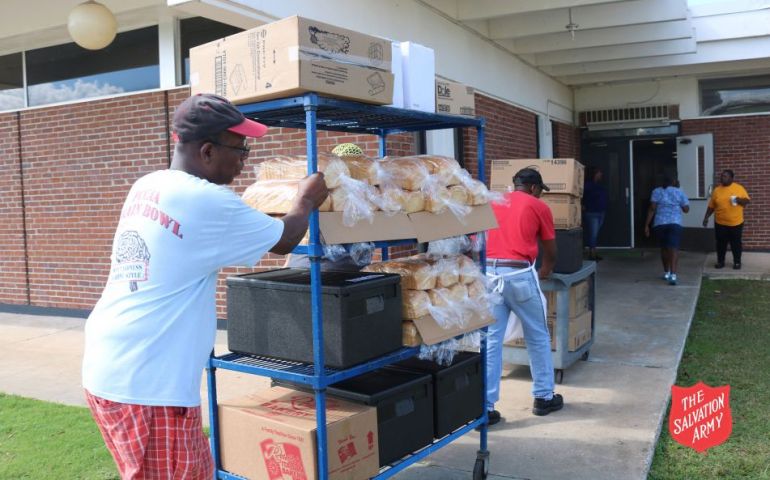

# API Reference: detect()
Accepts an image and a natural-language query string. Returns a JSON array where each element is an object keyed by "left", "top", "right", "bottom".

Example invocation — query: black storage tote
[
  {"left": 226, "top": 268, "right": 403, "bottom": 368},
  {"left": 389, "top": 351, "right": 483, "bottom": 438},
  {"left": 327, "top": 368, "right": 433, "bottom": 466}
]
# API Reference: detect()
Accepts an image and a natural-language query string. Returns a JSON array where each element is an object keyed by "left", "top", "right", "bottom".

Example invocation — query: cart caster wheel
[
  {"left": 555, "top": 369, "right": 564, "bottom": 384},
  {"left": 473, "top": 458, "right": 488, "bottom": 480},
  {"left": 581, "top": 350, "right": 590, "bottom": 361}
]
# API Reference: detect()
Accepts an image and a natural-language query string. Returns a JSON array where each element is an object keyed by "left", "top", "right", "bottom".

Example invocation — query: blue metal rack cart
[{"left": 206, "top": 93, "right": 491, "bottom": 480}]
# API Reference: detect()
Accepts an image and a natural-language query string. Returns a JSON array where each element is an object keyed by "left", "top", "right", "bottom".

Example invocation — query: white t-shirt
[{"left": 82, "top": 169, "right": 284, "bottom": 407}]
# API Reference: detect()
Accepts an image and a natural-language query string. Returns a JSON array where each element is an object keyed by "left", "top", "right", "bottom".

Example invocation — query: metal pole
[
  {"left": 206, "top": 352, "right": 221, "bottom": 479},
  {"left": 477, "top": 121, "right": 489, "bottom": 454},
  {"left": 304, "top": 93, "right": 329, "bottom": 480}
]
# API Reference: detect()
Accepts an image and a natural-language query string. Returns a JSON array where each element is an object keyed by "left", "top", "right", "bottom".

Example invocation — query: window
[
  {"left": 180, "top": 17, "right": 242, "bottom": 85},
  {"left": 0, "top": 53, "right": 24, "bottom": 111},
  {"left": 700, "top": 75, "right": 770, "bottom": 116},
  {"left": 26, "top": 26, "right": 159, "bottom": 107}
]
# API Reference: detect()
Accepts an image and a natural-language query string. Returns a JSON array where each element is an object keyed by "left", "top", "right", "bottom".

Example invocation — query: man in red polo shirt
[{"left": 484, "top": 167, "right": 561, "bottom": 426}]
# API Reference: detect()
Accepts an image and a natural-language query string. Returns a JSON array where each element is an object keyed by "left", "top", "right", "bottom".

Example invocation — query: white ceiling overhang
[{"left": 421, "top": 0, "right": 770, "bottom": 86}]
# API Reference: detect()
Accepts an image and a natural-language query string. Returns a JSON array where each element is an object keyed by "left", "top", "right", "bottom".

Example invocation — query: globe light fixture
[{"left": 67, "top": 1, "right": 117, "bottom": 50}]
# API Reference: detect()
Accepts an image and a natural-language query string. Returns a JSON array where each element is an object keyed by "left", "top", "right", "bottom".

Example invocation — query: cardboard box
[
  {"left": 505, "top": 310, "right": 592, "bottom": 352},
  {"left": 541, "top": 194, "right": 582, "bottom": 229},
  {"left": 389, "top": 42, "right": 404, "bottom": 108},
  {"left": 489, "top": 159, "right": 585, "bottom": 196},
  {"left": 317, "top": 204, "right": 498, "bottom": 244},
  {"left": 190, "top": 16, "right": 394, "bottom": 105},
  {"left": 219, "top": 387, "right": 379, "bottom": 480},
  {"left": 400, "top": 42, "right": 435, "bottom": 112},
  {"left": 411, "top": 308, "right": 495, "bottom": 345},
  {"left": 544, "top": 280, "right": 589, "bottom": 317},
  {"left": 435, "top": 78, "right": 475, "bottom": 116}
]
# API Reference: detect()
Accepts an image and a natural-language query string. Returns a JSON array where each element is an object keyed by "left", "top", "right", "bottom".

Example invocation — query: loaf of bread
[
  {"left": 402, "top": 289, "right": 431, "bottom": 319},
  {"left": 466, "top": 279, "right": 487, "bottom": 300},
  {"left": 427, "top": 282, "right": 467, "bottom": 308},
  {"left": 402, "top": 321, "right": 422, "bottom": 346},
  {"left": 448, "top": 185, "right": 471, "bottom": 205},
  {"left": 464, "top": 178, "right": 491, "bottom": 205},
  {"left": 362, "top": 258, "right": 436, "bottom": 290},
  {"left": 373, "top": 157, "right": 429, "bottom": 190},
  {"left": 330, "top": 183, "right": 376, "bottom": 213},
  {"left": 257, "top": 154, "right": 350, "bottom": 189},
  {"left": 377, "top": 187, "right": 425, "bottom": 214},
  {"left": 417, "top": 155, "right": 463, "bottom": 186},
  {"left": 450, "top": 283, "right": 469, "bottom": 300},
  {"left": 339, "top": 155, "right": 378, "bottom": 184},
  {"left": 424, "top": 188, "right": 451, "bottom": 213},
  {"left": 433, "top": 257, "right": 460, "bottom": 287},
  {"left": 458, "top": 254, "right": 481, "bottom": 284},
  {"left": 243, "top": 180, "right": 331, "bottom": 214}
]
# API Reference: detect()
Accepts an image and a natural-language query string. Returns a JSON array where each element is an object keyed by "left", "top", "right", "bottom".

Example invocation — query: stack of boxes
[
  {"left": 490, "top": 158, "right": 585, "bottom": 274},
  {"left": 504, "top": 280, "right": 592, "bottom": 352}
]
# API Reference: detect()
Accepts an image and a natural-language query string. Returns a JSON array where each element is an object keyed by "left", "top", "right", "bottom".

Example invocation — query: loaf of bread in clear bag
[
  {"left": 374, "top": 157, "right": 429, "bottom": 190},
  {"left": 464, "top": 178, "right": 491, "bottom": 205},
  {"left": 329, "top": 184, "right": 375, "bottom": 212},
  {"left": 427, "top": 282, "right": 467, "bottom": 308},
  {"left": 339, "top": 155, "right": 378, "bottom": 184},
  {"left": 257, "top": 154, "right": 349, "bottom": 189},
  {"left": 402, "top": 321, "right": 422, "bottom": 346},
  {"left": 377, "top": 187, "right": 425, "bottom": 213},
  {"left": 362, "top": 258, "right": 436, "bottom": 290},
  {"left": 402, "top": 289, "right": 431, "bottom": 319},
  {"left": 466, "top": 279, "right": 487, "bottom": 300},
  {"left": 417, "top": 155, "right": 463, "bottom": 186},
  {"left": 423, "top": 187, "right": 452, "bottom": 213},
  {"left": 243, "top": 179, "right": 331, "bottom": 214}
]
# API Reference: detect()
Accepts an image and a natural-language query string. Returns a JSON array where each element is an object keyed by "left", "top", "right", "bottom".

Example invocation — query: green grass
[
  {"left": 649, "top": 279, "right": 770, "bottom": 479},
  {"left": 0, "top": 393, "right": 119, "bottom": 480}
]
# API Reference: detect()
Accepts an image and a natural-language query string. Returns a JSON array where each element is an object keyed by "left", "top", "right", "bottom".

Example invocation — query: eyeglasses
[{"left": 206, "top": 139, "right": 251, "bottom": 156}]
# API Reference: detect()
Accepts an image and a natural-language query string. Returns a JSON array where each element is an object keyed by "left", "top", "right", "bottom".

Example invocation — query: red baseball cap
[{"left": 173, "top": 93, "right": 267, "bottom": 142}]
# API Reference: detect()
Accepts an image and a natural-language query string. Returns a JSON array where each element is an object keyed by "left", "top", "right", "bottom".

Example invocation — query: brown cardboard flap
[
  {"left": 409, "top": 204, "right": 498, "bottom": 242},
  {"left": 319, "top": 212, "right": 414, "bottom": 244},
  {"left": 412, "top": 310, "right": 495, "bottom": 345}
]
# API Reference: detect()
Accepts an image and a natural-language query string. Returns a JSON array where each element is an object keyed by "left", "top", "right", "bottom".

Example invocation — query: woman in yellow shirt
[{"left": 702, "top": 169, "right": 751, "bottom": 269}]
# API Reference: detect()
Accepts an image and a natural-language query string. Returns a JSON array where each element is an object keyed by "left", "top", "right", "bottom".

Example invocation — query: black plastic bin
[
  {"left": 226, "top": 268, "right": 403, "bottom": 368},
  {"left": 327, "top": 369, "right": 434, "bottom": 466},
  {"left": 388, "top": 351, "right": 483, "bottom": 438},
  {"left": 537, "top": 227, "right": 584, "bottom": 274}
]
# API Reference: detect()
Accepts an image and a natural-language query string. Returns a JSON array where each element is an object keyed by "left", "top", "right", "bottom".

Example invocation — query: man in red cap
[{"left": 82, "top": 94, "right": 328, "bottom": 479}]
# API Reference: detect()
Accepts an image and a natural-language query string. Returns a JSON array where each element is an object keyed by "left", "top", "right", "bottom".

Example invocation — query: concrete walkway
[{"left": 4, "top": 249, "right": 766, "bottom": 479}]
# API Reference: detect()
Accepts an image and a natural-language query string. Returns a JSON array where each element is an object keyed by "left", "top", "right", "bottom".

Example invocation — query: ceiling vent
[{"left": 583, "top": 105, "right": 670, "bottom": 130}]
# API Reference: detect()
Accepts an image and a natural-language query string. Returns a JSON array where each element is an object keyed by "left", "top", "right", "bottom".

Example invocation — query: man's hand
[
  {"left": 538, "top": 267, "right": 553, "bottom": 280},
  {"left": 736, "top": 197, "right": 750, "bottom": 207},
  {"left": 702, "top": 218, "right": 709, "bottom": 227},
  {"left": 644, "top": 225, "right": 651, "bottom": 238},
  {"left": 296, "top": 173, "right": 329, "bottom": 211},
  {"left": 270, "top": 173, "right": 329, "bottom": 255}
]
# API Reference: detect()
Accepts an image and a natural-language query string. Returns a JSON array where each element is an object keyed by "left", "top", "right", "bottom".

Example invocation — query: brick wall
[
  {"left": 553, "top": 120, "right": 579, "bottom": 160},
  {"left": 461, "top": 93, "right": 538, "bottom": 185},
  {"left": 0, "top": 112, "right": 26, "bottom": 304},
  {"left": 681, "top": 115, "right": 770, "bottom": 250}
]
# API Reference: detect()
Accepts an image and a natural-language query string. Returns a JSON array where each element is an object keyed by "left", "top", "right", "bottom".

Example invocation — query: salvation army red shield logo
[{"left": 669, "top": 382, "right": 732, "bottom": 453}]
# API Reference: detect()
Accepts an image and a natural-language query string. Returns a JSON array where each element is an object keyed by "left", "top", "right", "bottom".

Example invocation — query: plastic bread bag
[
  {"left": 415, "top": 155, "right": 464, "bottom": 186},
  {"left": 322, "top": 244, "right": 348, "bottom": 262},
  {"left": 401, "top": 289, "right": 432, "bottom": 320},
  {"left": 455, "top": 329, "right": 489, "bottom": 351},
  {"left": 331, "top": 176, "right": 378, "bottom": 227},
  {"left": 362, "top": 258, "right": 436, "bottom": 290},
  {"left": 427, "top": 236, "right": 472, "bottom": 256},
  {"left": 348, "top": 242, "right": 375, "bottom": 267},
  {"left": 458, "top": 254, "right": 484, "bottom": 284},
  {"left": 373, "top": 186, "right": 423, "bottom": 214},
  {"left": 372, "top": 156, "right": 431, "bottom": 190},
  {"left": 431, "top": 256, "right": 461, "bottom": 288},
  {"left": 256, "top": 154, "right": 350, "bottom": 189},
  {"left": 422, "top": 179, "right": 472, "bottom": 220},
  {"left": 418, "top": 338, "right": 460, "bottom": 366},
  {"left": 426, "top": 286, "right": 468, "bottom": 330},
  {"left": 454, "top": 168, "right": 505, "bottom": 205},
  {"left": 242, "top": 179, "right": 332, "bottom": 214}
]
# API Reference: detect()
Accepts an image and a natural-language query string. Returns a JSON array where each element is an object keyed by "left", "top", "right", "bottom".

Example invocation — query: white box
[
  {"left": 400, "top": 42, "right": 435, "bottom": 112},
  {"left": 389, "top": 41, "right": 404, "bottom": 108}
]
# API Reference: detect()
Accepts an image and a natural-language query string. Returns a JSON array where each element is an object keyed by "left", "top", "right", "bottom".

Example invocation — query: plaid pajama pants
[{"left": 85, "top": 390, "right": 214, "bottom": 480}]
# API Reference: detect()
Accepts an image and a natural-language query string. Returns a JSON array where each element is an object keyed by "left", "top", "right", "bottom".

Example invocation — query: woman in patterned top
[{"left": 644, "top": 174, "right": 690, "bottom": 285}]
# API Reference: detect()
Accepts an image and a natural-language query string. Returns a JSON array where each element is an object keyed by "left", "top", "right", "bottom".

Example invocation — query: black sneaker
[
  {"left": 533, "top": 394, "right": 564, "bottom": 416},
  {"left": 733, "top": 263, "right": 741, "bottom": 270},
  {"left": 714, "top": 262, "right": 725, "bottom": 269},
  {"left": 475, "top": 410, "right": 502, "bottom": 430}
]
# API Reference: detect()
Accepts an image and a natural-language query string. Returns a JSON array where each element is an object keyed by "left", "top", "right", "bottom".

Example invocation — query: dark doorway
[
  {"left": 632, "top": 138, "right": 677, "bottom": 247},
  {"left": 581, "top": 139, "right": 632, "bottom": 247}
]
